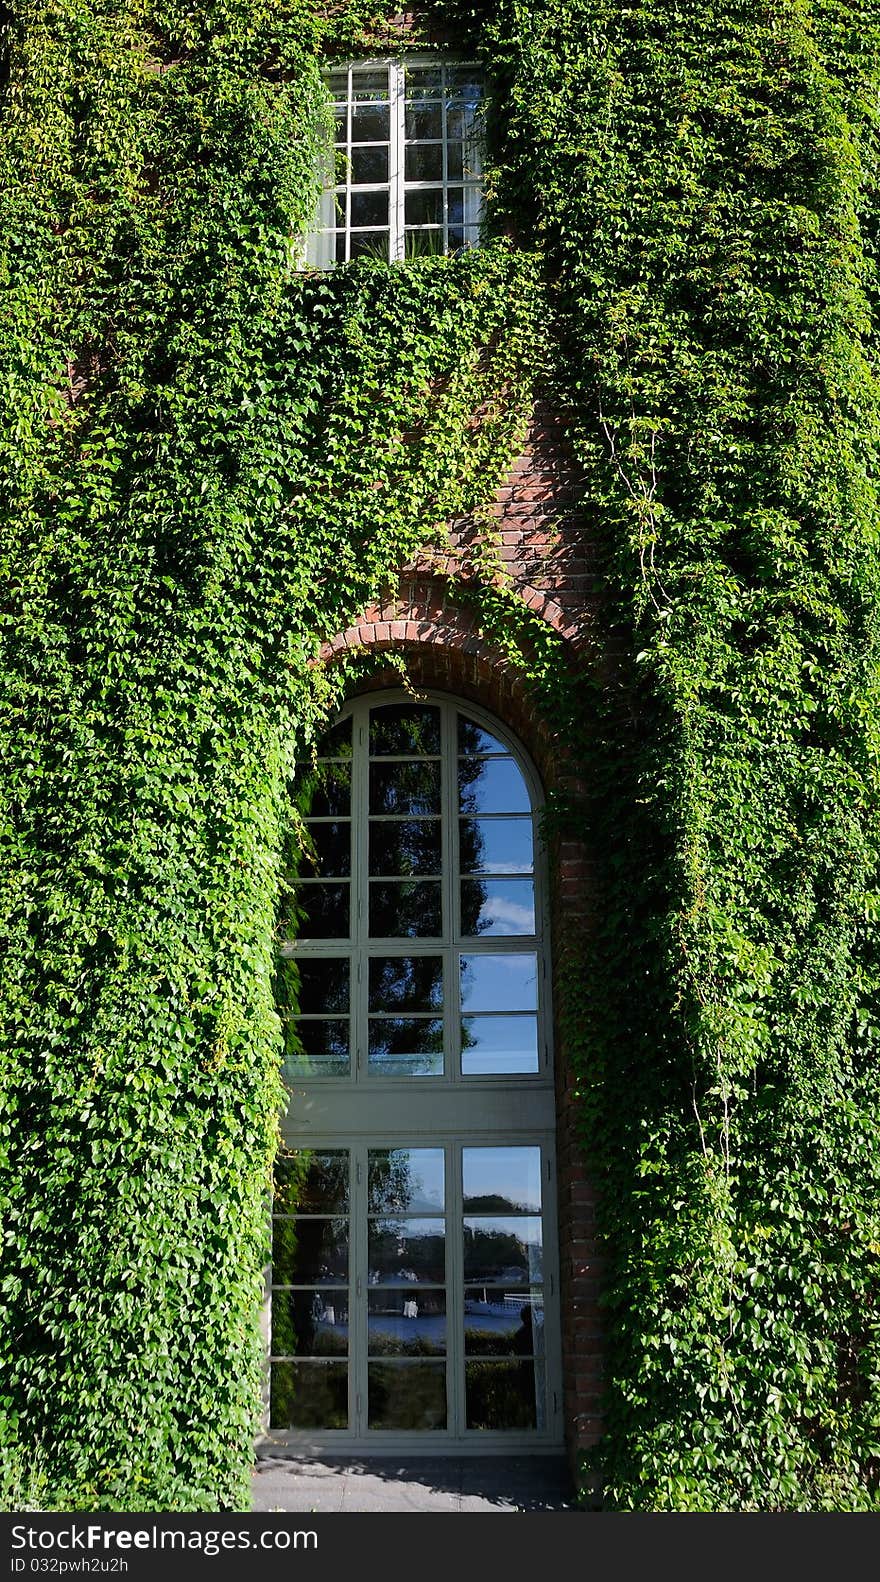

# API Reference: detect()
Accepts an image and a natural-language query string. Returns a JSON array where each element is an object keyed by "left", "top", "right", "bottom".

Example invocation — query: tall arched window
[{"left": 268, "top": 692, "right": 562, "bottom": 1451}]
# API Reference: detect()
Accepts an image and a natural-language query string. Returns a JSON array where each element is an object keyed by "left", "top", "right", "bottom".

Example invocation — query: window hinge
[
  {"left": 356, "top": 1276, "right": 363, "bottom": 1297},
  {"left": 356, "top": 1160, "right": 362, "bottom": 1185}
]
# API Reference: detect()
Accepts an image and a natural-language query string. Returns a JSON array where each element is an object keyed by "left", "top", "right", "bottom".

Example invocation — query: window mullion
[
  {"left": 441, "top": 62, "right": 448, "bottom": 253},
  {"left": 391, "top": 60, "right": 405, "bottom": 261},
  {"left": 345, "top": 63, "right": 353, "bottom": 263}
]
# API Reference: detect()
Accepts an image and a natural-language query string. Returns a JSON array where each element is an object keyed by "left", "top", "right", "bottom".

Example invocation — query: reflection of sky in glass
[
  {"left": 368, "top": 1149, "right": 445, "bottom": 1212},
  {"left": 459, "top": 757, "right": 531, "bottom": 814},
  {"left": 460, "top": 953, "right": 537, "bottom": 1012},
  {"left": 463, "top": 1147, "right": 542, "bottom": 1212},
  {"left": 463, "top": 878, "right": 535, "bottom": 936},
  {"left": 457, "top": 718, "right": 507, "bottom": 755},
  {"left": 461, "top": 1015, "right": 538, "bottom": 1075},
  {"left": 459, "top": 817, "right": 533, "bottom": 874}
]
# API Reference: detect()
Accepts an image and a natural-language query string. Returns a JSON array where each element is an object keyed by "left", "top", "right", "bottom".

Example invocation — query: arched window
[{"left": 268, "top": 692, "right": 562, "bottom": 1451}]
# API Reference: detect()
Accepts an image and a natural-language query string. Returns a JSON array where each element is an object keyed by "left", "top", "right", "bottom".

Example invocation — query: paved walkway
[{"left": 252, "top": 1455, "right": 576, "bottom": 1513}]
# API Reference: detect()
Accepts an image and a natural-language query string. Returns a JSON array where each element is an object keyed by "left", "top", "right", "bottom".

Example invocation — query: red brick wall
[{"left": 321, "top": 403, "right": 604, "bottom": 1482}]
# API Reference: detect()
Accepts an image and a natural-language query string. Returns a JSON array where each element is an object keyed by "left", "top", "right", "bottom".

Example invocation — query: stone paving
[{"left": 252, "top": 1455, "right": 577, "bottom": 1513}]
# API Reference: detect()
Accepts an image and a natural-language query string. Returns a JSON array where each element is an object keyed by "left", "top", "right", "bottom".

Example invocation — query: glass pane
[
  {"left": 351, "top": 145, "right": 389, "bottom": 184},
  {"left": 370, "top": 819, "right": 441, "bottom": 876},
  {"left": 270, "top": 1361, "right": 347, "bottom": 1430},
  {"left": 369, "top": 1219, "right": 446, "bottom": 1283},
  {"left": 352, "top": 104, "right": 390, "bottom": 140},
  {"left": 465, "top": 1360, "right": 541, "bottom": 1431},
  {"left": 315, "top": 717, "right": 352, "bottom": 757},
  {"left": 287, "top": 882, "right": 349, "bottom": 939},
  {"left": 334, "top": 108, "right": 347, "bottom": 142},
  {"left": 368, "top": 1362, "right": 446, "bottom": 1429},
  {"left": 282, "top": 1017, "right": 349, "bottom": 1078},
  {"left": 464, "top": 1289, "right": 544, "bottom": 1355},
  {"left": 460, "top": 953, "right": 538, "bottom": 1012},
  {"left": 458, "top": 718, "right": 507, "bottom": 755},
  {"left": 350, "top": 67, "right": 389, "bottom": 100},
  {"left": 368, "top": 955, "right": 443, "bottom": 1012},
  {"left": 405, "top": 143, "right": 443, "bottom": 181},
  {"left": 463, "top": 1217, "right": 542, "bottom": 1284},
  {"left": 461, "top": 877, "right": 535, "bottom": 936},
  {"left": 405, "top": 65, "right": 443, "bottom": 96},
  {"left": 446, "top": 143, "right": 463, "bottom": 180},
  {"left": 275, "top": 1150, "right": 349, "bottom": 1214},
  {"left": 459, "top": 817, "right": 533, "bottom": 875},
  {"left": 461, "top": 1014, "right": 539, "bottom": 1075},
  {"left": 369, "top": 880, "right": 442, "bottom": 938},
  {"left": 275, "top": 957, "right": 349, "bottom": 1015},
  {"left": 406, "top": 188, "right": 444, "bottom": 226},
  {"left": 463, "top": 1146, "right": 542, "bottom": 1213},
  {"left": 368, "top": 1016, "right": 444, "bottom": 1076},
  {"left": 368, "top": 1290, "right": 446, "bottom": 1354},
  {"left": 292, "top": 760, "right": 351, "bottom": 817},
  {"left": 446, "top": 68, "right": 483, "bottom": 95},
  {"left": 272, "top": 1217, "right": 348, "bottom": 1285},
  {"left": 370, "top": 760, "right": 441, "bottom": 815},
  {"left": 446, "top": 103, "right": 480, "bottom": 141},
  {"left": 271, "top": 1288, "right": 350, "bottom": 1357},
  {"left": 328, "top": 71, "right": 348, "bottom": 102},
  {"left": 447, "top": 188, "right": 464, "bottom": 226},
  {"left": 350, "top": 189, "right": 389, "bottom": 228},
  {"left": 369, "top": 703, "right": 441, "bottom": 756},
  {"left": 405, "top": 105, "right": 442, "bottom": 141},
  {"left": 335, "top": 232, "right": 347, "bottom": 264},
  {"left": 405, "top": 229, "right": 445, "bottom": 257},
  {"left": 302, "top": 820, "right": 350, "bottom": 877},
  {"left": 348, "top": 230, "right": 389, "bottom": 261},
  {"left": 369, "top": 1148, "right": 445, "bottom": 1213},
  {"left": 459, "top": 757, "right": 530, "bottom": 813}
]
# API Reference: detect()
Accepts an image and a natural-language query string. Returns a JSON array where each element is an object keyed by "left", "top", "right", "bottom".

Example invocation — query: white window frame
[{"left": 305, "top": 57, "right": 485, "bottom": 267}]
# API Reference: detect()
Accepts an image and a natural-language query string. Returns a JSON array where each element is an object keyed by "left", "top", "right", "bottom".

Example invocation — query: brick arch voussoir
[{"left": 319, "top": 577, "right": 580, "bottom": 797}]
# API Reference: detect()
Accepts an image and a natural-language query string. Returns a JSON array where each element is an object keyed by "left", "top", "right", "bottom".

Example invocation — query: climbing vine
[{"left": 2, "top": 0, "right": 880, "bottom": 1514}]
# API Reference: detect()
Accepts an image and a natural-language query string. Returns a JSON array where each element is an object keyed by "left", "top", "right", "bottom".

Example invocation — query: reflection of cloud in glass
[
  {"left": 477, "top": 894, "right": 535, "bottom": 935},
  {"left": 460, "top": 954, "right": 537, "bottom": 1011}
]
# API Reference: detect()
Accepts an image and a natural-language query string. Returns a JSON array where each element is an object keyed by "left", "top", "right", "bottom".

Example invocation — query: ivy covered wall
[{"left": 1, "top": 0, "right": 879, "bottom": 1513}]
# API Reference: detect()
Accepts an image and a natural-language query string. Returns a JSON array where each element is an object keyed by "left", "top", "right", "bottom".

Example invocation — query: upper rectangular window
[{"left": 305, "top": 58, "right": 484, "bottom": 268}]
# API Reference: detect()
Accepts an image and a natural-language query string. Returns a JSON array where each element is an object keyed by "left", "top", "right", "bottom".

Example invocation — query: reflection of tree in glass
[
  {"left": 368, "top": 1016, "right": 443, "bottom": 1076},
  {"left": 463, "top": 1224, "right": 531, "bottom": 1279},
  {"left": 369, "top": 704, "right": 440, "bottom": 755},
  {"left": 273, "top": 1215, "right": 347, "bottom": 1286},
  {"left": 465, "top": 1360, "right": 536, "bottom": 1430},
  {"left": 368, "top": 1150, "right": 420, "bottom": 1213},
  {"left": 462, "top": 1191, "right": 526, "bottom": 1213},
  {"left": 270, "top": 1362, "right": 347, "bottom": 1431},
  {"left": 274, "top": 1150, "right": 349, "bottom": 1214},
  {"left": 369, "top": 880, "right": 440, "bottom": 937},
  {"left": 369, "top": 956, "right": 442, "bottom": 1012},
  {"left": 369, "top": 760, "right": 440, "bottom": 816},
  {"left": 368, "top": 1361, "right": 446, "bottom": 1429},
  {"left": 369, "top": 1222, "right": 445, "bottom": 1281},
  {"left": 370, "top": 819, "right": 440, "bottom": 876},
  {"left": 458, "top": 755, "right": 487, "bottom": 937}
]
